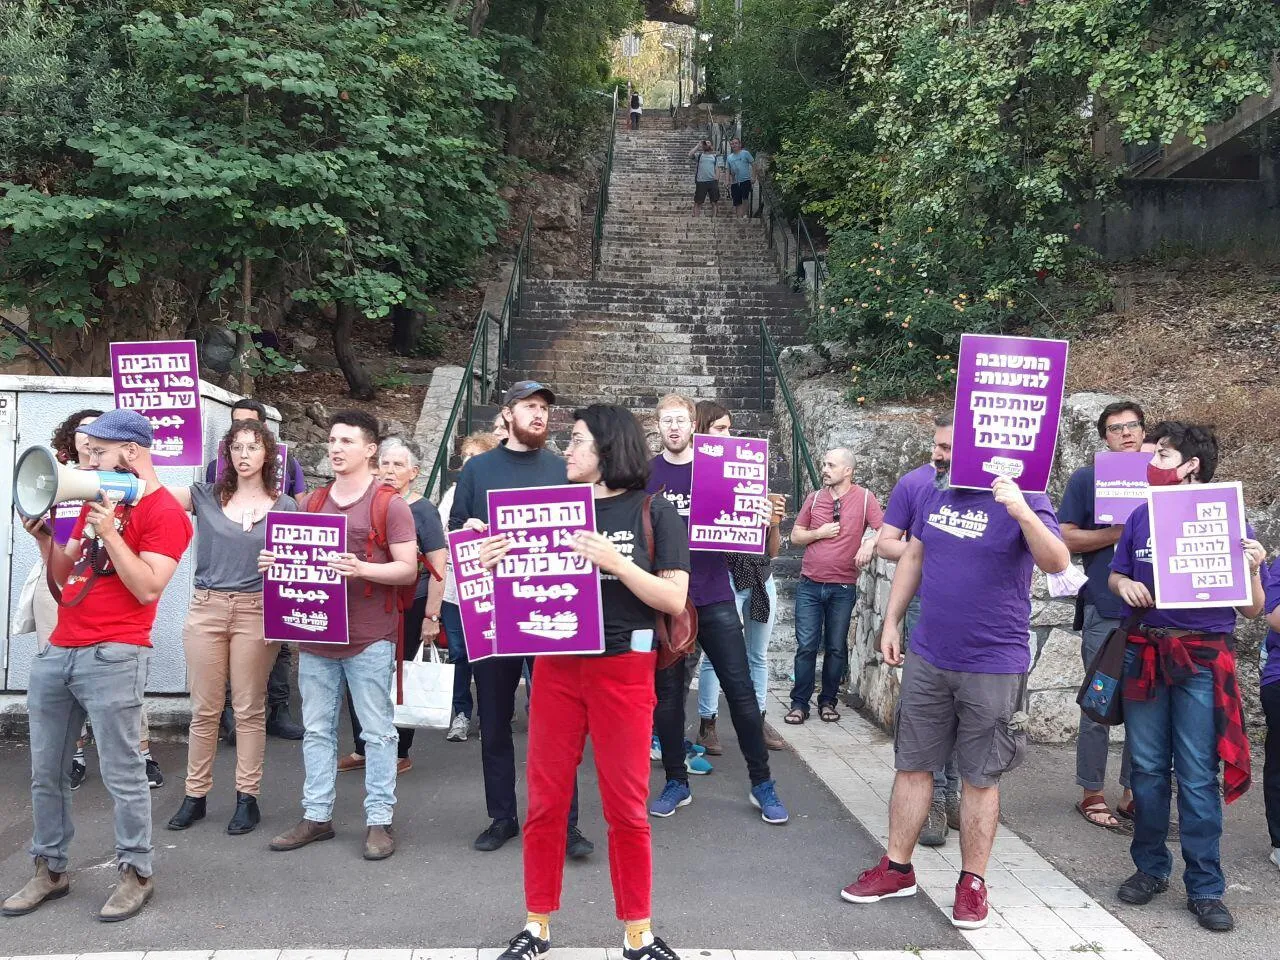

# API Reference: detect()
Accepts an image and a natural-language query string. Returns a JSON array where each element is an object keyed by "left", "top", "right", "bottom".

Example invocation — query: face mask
[{"left": 1146, "top": 462, "right": 1184, "bottom": 487}]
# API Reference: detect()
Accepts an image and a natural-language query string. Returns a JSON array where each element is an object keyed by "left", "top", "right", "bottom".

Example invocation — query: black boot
[
  {"left": 219, "top": 705, "right": 236, "bottom": 746},
  {"left": 226, "top": 792, "right": 261, "bottom": 836},
  {"left": 266, "top": 703, "right": 304, "bottom": 740},
  {"left": 167, "top": 795, "right": 207, "bottom": 831}
]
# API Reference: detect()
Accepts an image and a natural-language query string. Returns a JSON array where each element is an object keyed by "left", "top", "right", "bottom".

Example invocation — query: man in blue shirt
[
  {"left": 725, "top": 137, "right": 756, "bottom": 217},
  {"left": 1057, "top": 400, "right": 1145, "bottom": 829}
]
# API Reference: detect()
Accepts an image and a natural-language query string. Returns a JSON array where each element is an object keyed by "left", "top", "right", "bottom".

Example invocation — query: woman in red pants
[{"left": 482, "top": 403, "right": 690, "bottom": 960}]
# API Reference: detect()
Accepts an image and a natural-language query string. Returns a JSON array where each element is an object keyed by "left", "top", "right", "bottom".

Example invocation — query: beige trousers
[{"left": 182, "top": 589, "right": 276, "bottom": 796}]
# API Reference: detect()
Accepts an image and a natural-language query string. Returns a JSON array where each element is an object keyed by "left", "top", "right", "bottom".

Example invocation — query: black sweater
[{"left": 448, "top": 443, "right": 568, "bottom": 529}]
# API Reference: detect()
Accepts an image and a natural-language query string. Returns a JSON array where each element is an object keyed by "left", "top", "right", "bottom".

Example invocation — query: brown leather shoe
[
  {"left": 396, "top": 757, "right": 412, "bottom": 774},
  {"left": 98, "top": 865, "right": 153, "bottom": 922},
  {"left": 337, "top": 753, "right": 365, "bottom": 772},
  {"left": 696, "top": 717, "right": 723, "bottom": 756},
  {"left": 363, "top": 825, "right": 395, "bottom": 861},
  {"left": 2, "top": 858, "right": 69, "bottom": 916},
  {"left": 762, "top": 713, "right": 786, "bottom": 752},
  {"left": 269, "top": 818, "right": 336, "bottom": 851}
]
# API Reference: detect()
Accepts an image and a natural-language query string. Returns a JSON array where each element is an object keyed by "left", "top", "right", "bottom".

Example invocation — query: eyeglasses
[
  {"left": 659, "top": 417, "right": 691, "bottom": 428},
  {"left": 229, "top": 443, "right": 264, "bottom": 455},
  {"left": 566, "top": 436, "right": 594, "bottom": 450},
  {"left": 1105, "top": 421, "right": 1143, "bottom": 435}
]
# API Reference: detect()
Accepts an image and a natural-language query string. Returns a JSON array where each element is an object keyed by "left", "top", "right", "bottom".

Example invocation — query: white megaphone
[{"left": 14, "top": 446, "right": 145, "bottom": 538}]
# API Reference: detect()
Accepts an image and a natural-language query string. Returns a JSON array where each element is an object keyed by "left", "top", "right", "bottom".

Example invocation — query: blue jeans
[
  {"left": 699, "top": 579, "right": 776, "bottom": 717},
  {"left": 789, "top": 577, "right": 856, "bottom": 712},
  {"left": 299, "top": 642, "right": 398, "bottom": 826},
  {"left": 442, "top": 601, "right": 473, "bottom": 718},
  {"left": 1123, "top": 645, "right": 1224, "bottom": 899}
]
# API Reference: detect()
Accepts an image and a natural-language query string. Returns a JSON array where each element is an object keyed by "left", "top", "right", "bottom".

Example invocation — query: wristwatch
[{"left": 426, "top": 614, "right": 441, "bottom": 623}]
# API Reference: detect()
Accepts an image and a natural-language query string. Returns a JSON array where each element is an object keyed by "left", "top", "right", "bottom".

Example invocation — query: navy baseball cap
[
  {"left": 502, "top": 380, "right": 555, "bottom": 406},
  {"left": 79, "top": 408, "right": 154, "bottom": 446}
]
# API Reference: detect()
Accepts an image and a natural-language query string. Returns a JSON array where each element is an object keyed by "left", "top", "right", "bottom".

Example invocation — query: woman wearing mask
[
  {"left": 483, "top": 404, "right": 689, "bottom": 960},
  {"left": 438, "top": 431, "right": 500, "bottom": 742},
  {"left": 692, "top": 401, "right": 786, "bottom": 753},
  {"left": 337, "top": 438, "right": 447, "bottom": 773},
  {"left": 167, "top": 418, "right": 296, "bottom": 835}
]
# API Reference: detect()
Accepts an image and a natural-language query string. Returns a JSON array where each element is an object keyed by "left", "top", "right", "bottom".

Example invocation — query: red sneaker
[
  {"left": 840, "top": 856, "right": 917, "bottom": 903},
  {"left": 951, "top": 873, "right": 989, "bottom": 929}
]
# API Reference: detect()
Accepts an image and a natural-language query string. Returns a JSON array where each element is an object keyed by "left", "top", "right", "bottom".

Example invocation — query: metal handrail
[
  {"left": 591, "top": 86, "right": 620, "bottom": 280},
  {"left": 497, "top": 211, "right": 534, "bottom": 371},
  {"left": 758, "top": 320, "right": 820, "bottom": 505},
  {"left": 424, "top": 308, "right": 494, "bottom": 502},
  {"left": 795, "top": 215, "right": 824, "bottom": 320}
]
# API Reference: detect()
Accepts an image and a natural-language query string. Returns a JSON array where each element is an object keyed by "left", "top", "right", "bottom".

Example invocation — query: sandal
[
  {"left": 819, "top": 705, "right": 840, "bottom": 723},
  {"left": 1114, "top": 800, "right": 1136, "bottom": 822},
  {"left": 1076, "top": 796, "right": 1122, "bottom": 830},
  {"left": 784, "top": 708, "right": 807, "bottom": 725}
]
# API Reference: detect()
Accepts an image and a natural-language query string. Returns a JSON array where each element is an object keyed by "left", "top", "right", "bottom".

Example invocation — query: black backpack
[{"left": 630, "top": 93, "right": 640, "bottom": 110}]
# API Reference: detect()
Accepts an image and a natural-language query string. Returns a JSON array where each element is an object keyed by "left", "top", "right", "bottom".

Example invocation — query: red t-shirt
[
  {"left": 297, "top": 480, "right": 416, "bottom": 660},
  {"left": 796, "top": 484, "right": 884, "bottom": 584},
  {"left": 50, "top": 487, "right": 193, "bottom": 648}
]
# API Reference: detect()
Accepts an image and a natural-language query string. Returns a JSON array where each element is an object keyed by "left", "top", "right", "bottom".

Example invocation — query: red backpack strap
[
  {"left": 305, "top": 485, "right": 332, "bottom": 513},
  {"left": 641, "top": 495, "right": 657, "bottom": 565}
]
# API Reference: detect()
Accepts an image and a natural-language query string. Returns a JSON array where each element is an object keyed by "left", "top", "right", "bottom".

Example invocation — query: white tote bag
[
  {"left": 10, "top": 560, "right": 42, "bottom": 637},
  {"left": 393, "top": 642, "right": 455, "bottom": 729}
]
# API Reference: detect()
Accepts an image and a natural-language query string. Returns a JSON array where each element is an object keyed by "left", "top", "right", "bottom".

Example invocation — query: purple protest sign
[
  {"left": 688, "top": 433, "right": 769, "bottom": 554},
  {"left": 216, "top": 441, "right": 288, "bottom": 484},
  {"left": 110, "top": 340, "right": 204, "bottom": 466},
  {"left": 1149, "top": 482, "right": 1250, "bottom": 609},
  {"left": 487, "top": 484, "right": 604, "bottom": 657},
  {"left": 52, "top": 502, "right": 83, "bottom": 545},
  {"left": 951, "top": 333, "right": 1069, "bottom": 493},
  {"left": 1094, "top": 451, "right": 1150, "bottom": 525},
  {"left": 263, "top": 511, "right": 350, "bottom": 644},
  {"left": 449, "top": 528, "right": 496, "bottom": 662}
]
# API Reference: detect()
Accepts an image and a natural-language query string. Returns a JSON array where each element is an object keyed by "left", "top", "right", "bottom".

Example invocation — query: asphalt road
[
  {"left": 999, "top": 740, "right": 1280, "bottom": 960},
  {"left": 0, "top": 698, "right": 964, "bottom": 953}
]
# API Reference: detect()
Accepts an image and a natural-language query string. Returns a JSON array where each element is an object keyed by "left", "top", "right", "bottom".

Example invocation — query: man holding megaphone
[{"left": 3, "top": 409, "right": 193, "bottom": 923}]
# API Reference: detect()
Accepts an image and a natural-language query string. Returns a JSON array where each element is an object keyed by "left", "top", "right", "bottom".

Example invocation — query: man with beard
[
  {"left": 5, "top": 410, "right": 192, "bottom": 922},
  {"left": 449, "top": 381, "right": 594, "bottom": 859},
  {"left": 646, "top": 394, "right": 790, "bottom": 824},
  {"left": 875, "top": 414, "right": 957, "bottom": 846},
  {"left": 1058, "top": 401, "right": 1146, "bottom": 831}
]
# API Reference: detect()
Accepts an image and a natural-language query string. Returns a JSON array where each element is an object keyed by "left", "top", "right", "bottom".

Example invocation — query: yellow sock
[
  {"left": 625, "top": 919, "right": 652, "bottom": 949},
  {"left": 526, "top": 913, "right": 551, "bottom": 940}
]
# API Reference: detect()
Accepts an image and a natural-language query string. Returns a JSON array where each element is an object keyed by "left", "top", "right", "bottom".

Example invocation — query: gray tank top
[{"left": 190, "top": 483, "right": 297, "bottom": 591}]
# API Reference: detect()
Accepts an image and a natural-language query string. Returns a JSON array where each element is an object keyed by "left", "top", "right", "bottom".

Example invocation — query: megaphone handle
[{"left": 83, "top": 522, "right": 97, "bottom": 540}]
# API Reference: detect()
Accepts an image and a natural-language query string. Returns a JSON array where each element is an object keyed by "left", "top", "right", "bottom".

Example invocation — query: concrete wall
[
  {"left": 1087, "top": 178, "right": 1280, "bottom": 261},
  {"left": 0, "top": 376, "right": 279, "bottom": 694}
]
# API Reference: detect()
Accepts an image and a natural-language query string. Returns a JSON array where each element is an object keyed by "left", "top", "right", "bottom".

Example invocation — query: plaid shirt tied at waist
[{"left": 1124, "top": 628, "right": 1251, "bottom": 804}]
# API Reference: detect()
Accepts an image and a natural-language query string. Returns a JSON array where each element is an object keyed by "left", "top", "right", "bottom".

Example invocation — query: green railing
[
  {"left": 759, "top": 320, "right": 820, "bottom": 505},
  {"left": 590, "top": 86, "right": 620, "bottom": 280},
  {"left": 423, "top": 210, "right": 535, "bottom": 502},
  {"left": 795, "top": 214, "right": 824, "bottom": 321}
]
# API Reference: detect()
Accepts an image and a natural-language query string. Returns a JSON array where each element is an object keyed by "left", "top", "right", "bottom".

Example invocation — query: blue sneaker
[
  {"left": 687, "top": 741, "right": 707, "bottom": 756},
  {"left": 649, "top": 779, "right": 692, "bottom": 817},
  {"left": 650, "top": 734, "right": 662, "bottom": 762},
  {"left": 684, "top": 741, "right": 713, "bottom": 775},
  {"left": 750, "top": 779, "right": 789, "bottom": 824}
]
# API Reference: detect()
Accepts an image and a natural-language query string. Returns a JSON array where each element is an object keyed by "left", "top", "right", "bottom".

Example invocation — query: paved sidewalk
[{"left": 769, "top": 690, "right": 1162, "bottom": 960}]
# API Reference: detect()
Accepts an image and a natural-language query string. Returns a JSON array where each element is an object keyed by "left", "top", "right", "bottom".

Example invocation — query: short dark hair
[
  {"left": 231, "top": 398, "right": 269, "bottom": 421},
  {"left": 695, "top": 399, "right": 731, "bottom": 434},
  {"left": 1156, "top": 421, "right": 1218, "bottom": 482},
  {"left": 1145, "top": 420, "right": 1171, "bottom": 445},
  {"left": 572, "top": 405, "right": 651, "bottom": 492},
  {"left": 50, "top": 408, "right": 104, "bottom": 464},
  {"left": 934, "top": 412, "right": 953, "bottom": 429},
  {"left": 1096, "top": 401, "right": 1144, "bottom": 439},
  {"left": 328, "top": 409, "right": 380, "bottom": 446}
]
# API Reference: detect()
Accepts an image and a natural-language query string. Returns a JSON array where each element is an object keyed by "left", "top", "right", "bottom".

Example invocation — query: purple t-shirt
[
  {"left": 910, "top": 486, "right": 1062, "bottom": 674},
  {"left": 883, "top": 463, "right": 937, "bottom": 533},
  {"left": 647, "top": 455, "right": 735, "bottom": 608},
  {"left": 1111, "top": 502, "right": 1250, "bottom": 635},
  {"left": 1262, "top": 559, "right": 1280, "bottom": 688}
]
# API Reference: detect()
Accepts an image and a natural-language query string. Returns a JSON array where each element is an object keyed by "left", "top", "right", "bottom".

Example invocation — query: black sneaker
[
  {"left": 497, "top": 928, "right": 549, "bottom": 960},
  {"left": 474, "top": 817, "right": 519, "bottom": 852},
  {"left": 70, "top": 759, "right": 87, "bottom": 791},
  {"left": 623, "top": 934, "right": 680, "bottom": 960},
  {"left": 1188, "top": 898, "right": 1234, "bottom": 932},
  {"left": 566, "top": 824, "right": 594, "bottom": 860},
  {"left": 145, "top": 758, "right": 164, "bottom": 789},
  {"left": 1118, "top": 870, "right": 1168, "bottom": 905}
]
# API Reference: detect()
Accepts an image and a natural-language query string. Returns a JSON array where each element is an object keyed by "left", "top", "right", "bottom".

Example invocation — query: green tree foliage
[
  {"left": 711, "top": 0, "right": 1280, "bottom": 400},
  {"left": 0, "top": 0, "right": 511, "bottom": 395}
]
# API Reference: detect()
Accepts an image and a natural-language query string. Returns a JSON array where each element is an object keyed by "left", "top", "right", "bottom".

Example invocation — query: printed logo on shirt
[
  {"left": 602, "top": 529, "right": 636, "bottom": 581},
  {"left": 1134, "top": 536, "right": 1153, "bottom": 565},
  {"left": 661, "top": 490, "right": 691, "bottom": 517},
  {"left": 925, "top": 504, "right": 989, "bottom": 540}
]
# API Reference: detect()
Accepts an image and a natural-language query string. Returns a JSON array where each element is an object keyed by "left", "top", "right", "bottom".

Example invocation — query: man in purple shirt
[
  {"left": 646, "top": 394, "right": 789, "bottom": 825},
  {"left": 1259, "top": 560, "right": 1280, "bottom": 874},
  {"left": 875, "top": 413, "right": 956, "bottom": 845},
  {"left": 841, "top": 474, "right": 1069, "bottom": 931}
]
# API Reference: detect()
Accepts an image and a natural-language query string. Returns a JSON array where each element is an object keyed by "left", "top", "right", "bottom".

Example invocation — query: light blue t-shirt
[
  {"left": 695, "top": 152, "right": 721, "bottom": 182},
  {"left": 726, "top": 149, "right": 754, "bottom": 183}
]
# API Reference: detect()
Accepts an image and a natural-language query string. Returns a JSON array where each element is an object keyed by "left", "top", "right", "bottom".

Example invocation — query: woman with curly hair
[{"left": 166, "top": 418, "right": 297, "bottom": 835}]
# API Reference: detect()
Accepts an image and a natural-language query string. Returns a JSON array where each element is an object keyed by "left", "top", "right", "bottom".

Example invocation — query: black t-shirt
[
  {"left": 409, "top": 497, "right": 447, "bottom": 599},
  {"left": 596, "top": 490, "right": 691, "bottom": 656}
]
